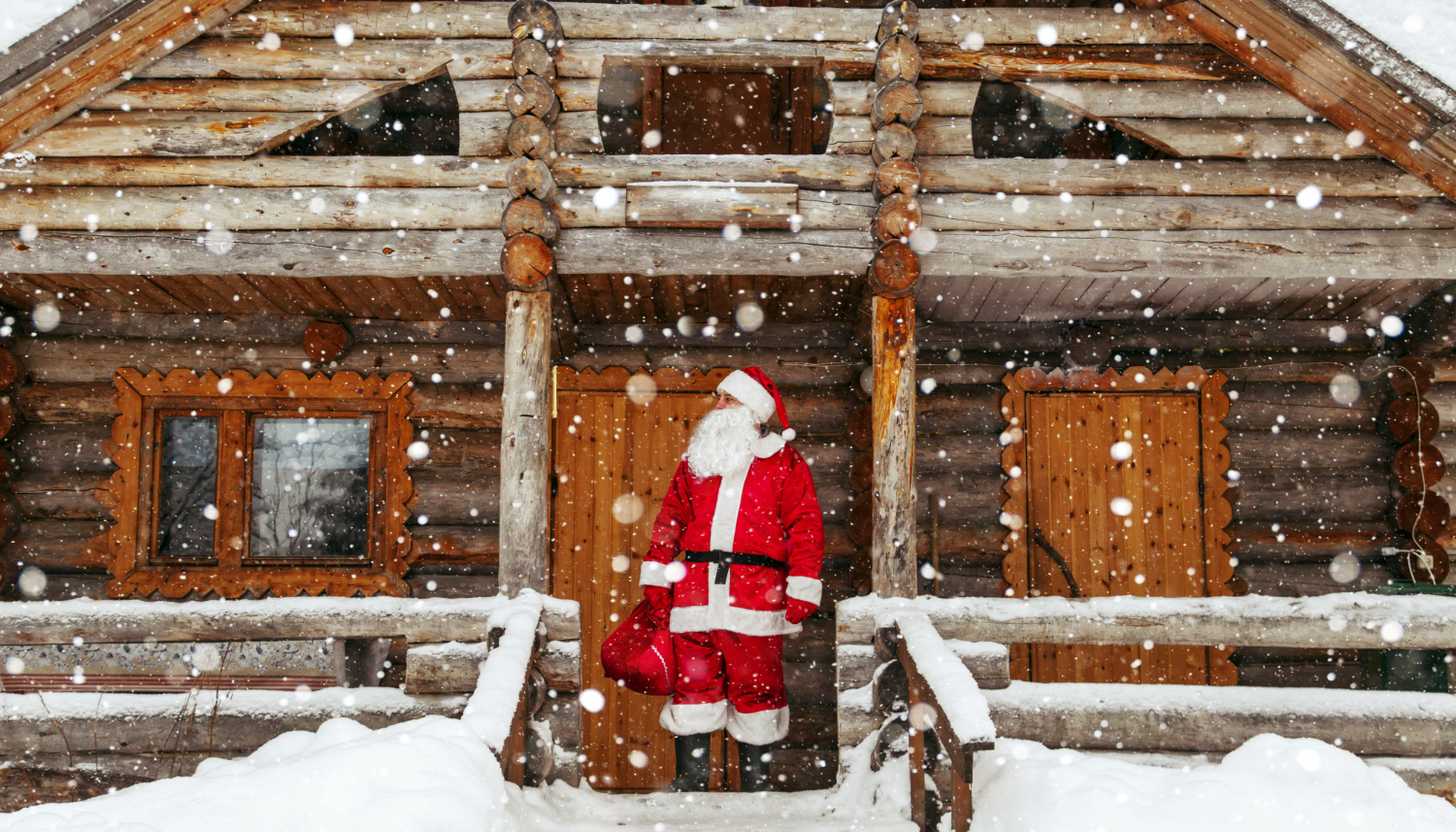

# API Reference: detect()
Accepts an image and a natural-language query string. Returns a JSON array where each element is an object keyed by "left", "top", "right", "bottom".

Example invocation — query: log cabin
[{"left": 0, "top": 0, "right": 1454, "bottom": 806}]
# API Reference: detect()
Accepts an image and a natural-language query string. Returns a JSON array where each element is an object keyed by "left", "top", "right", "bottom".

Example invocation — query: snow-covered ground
[
  {"left": 1, "top": 714, "right": 1451, "bottom": 831},
  {"left": 0, "top": 1, "right": 82, "bottom": 52}
]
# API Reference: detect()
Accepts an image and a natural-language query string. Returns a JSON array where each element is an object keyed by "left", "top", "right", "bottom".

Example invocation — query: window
[
  {"left": 972, "top": 82, "right": 1159, "bottom": 160},
  {"left": 100, "top": 369, "right": 418, "bottom": 599},
  {"left": 273, "top": 74, "right": 460, "bottom": 156},
  {"left": 597, "top": 61, "right": 831, "bottom": 154}
]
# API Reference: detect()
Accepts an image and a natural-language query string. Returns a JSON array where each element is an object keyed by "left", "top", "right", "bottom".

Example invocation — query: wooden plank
[
  {"left": 982, "top": 680, "right": 1456, "bottom": 756},
  {"left": 498, "top": 291, "right": 552, "bottom": 594},
  {"left": 1019, "top": 80, "right": 1315, "bottom": 119},
  {"left": 624, "top": 182, "right": 798, "bottom": 229},
  {"left": 871, "top": 295, "right": 917, "bottom": 598},
  {"left": 11, "top": 228, "right": 1456, "bottom": 281},
  {"left": 19, "top": 111, "right": 330, "bottom": 157},
  {"left": 2, "top": 156, "right": 1436, "bottom": 198},
  {"left": 828, "top": 115, "right": 974, "bottom": 155},
  {"left": 141, "top": 39, "right": 1251, "bottom": 83},
  {"left": 91, "top": 79, "right": 414, "bottom": 112},
  {"left": 0, "top": 0, "right": 256, "bottom": 153},
  {"left": 214, "top": 3, "right": 1201, "bottom": 45},
  {"left": 832, "top": 80, "right": 980, "bottom": 117},
  {"left": 1113, "top": 118, "right": 1380, "bottom": 159}
]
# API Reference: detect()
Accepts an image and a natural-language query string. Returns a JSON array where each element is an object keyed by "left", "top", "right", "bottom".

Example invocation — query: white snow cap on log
[{"left": 892, "top": 610, "right": 996, "bottom": 746}]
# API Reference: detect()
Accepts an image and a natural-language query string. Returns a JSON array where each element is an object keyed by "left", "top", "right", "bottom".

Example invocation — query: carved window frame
[{"left": 98, "top": 369, "right": 418, "bottom": 599}]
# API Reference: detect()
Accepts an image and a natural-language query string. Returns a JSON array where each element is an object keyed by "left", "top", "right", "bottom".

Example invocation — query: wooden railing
[
  {"left": 878, "top": 611, "right": 997, "bottom": 832},
  {"left": 0, "top": 592, "right": 578, "bottom": 785}
]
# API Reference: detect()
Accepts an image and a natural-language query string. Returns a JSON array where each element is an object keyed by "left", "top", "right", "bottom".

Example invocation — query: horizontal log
[
  {"left": 1230, "top": 474, "right": 1391, "bottom": 522},
  {"left": 919, "top": 321, "right": 1382, "bottom": 352},
  {"left": 410, "top": 523, "right": 499, "bottom": 565},
  {"left": 1114, "top": 118, "right": 1381, "bottom": 159},
  {"left": 1223, "top": 382, "right": 1382, "bottom": 430},
  {"left": 24, "top": 313, "right": 506, "bottom": 346},
  {"left": 9, "top": 339, "right": 502, "bottom": 385},
  {"left": 837, "top": 641, "right": 1010, "bottom": 691},
  {"left": 624, "top": 182, "right": 799, "bottom": 230},
  {"left": 406, "top": 572, "right": 498, "bottom": 598},
  {"left": 3, "top": 157, "right": 1436, "bottom": 199},
  {"left": 8, "top": 228, "right": 1456, "bottom": 280},
  {"left": 982, "top": 681, "right": 1455, "bottom": 756},
  {"left": 828, "top": 115, "right": 973, "bottom": 155},
  {"left": 831, "top": 80, "right": 980, "bottom": 117},
  {"left": 802, "top": 190, "right": 1456, "bottom": 231},
  {"left": 404, "top": 639, "right": 578, "bottom": 695},
  {"left": 12, "top": 473, "right": 107, "bottom": 521},
  {"left": 91, "top": 79, "right": 418, "bottom": 112},
  {"left": 1018, "top": 80, "right": 1315, "bottom": 119},
  {"left": 1225, "top": 429, "right": 1389, "bottom": 470},
  {"left": 2, "top": 519, "right": 108, "bottom": 571},
  {"left": 213, "top": 3, "right": 1200, "bottom": 45},
  {"left": 0, "top": 688, "right": 466, "bottom": 757},
  {"left": 459, "top": 110, "right": 599, "bottom": 156},
  {"left": 0, "top": 595, "right": 578, "bottom": 644},
  {"left": 410, "top": 469, "right": 500, "bottom": 524},
  {"left": 20, "top": 112, "right": 331, "bottom": 158},
  {"left": 9, "top": 422, "right": 111, "bottom": 474},
  {"left": 1237, "top": 560, "right": 1399, "bottom": 597},
  {"left": 142, "top": 39, "right": 1248, "bottom": 83},
  {"left": 1228, "top": 522, "right": 1398, "bottom": 561},
  {"left": 835, "top": 593, "right": 1456, "bottom": 650}
]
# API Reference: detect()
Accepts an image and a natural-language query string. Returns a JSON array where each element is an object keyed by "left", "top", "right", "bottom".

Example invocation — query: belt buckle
[{"left": 713, "top": 552, "right": 731, "bottom": 585}]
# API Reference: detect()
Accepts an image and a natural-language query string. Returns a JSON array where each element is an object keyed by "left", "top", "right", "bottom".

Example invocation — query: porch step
[{"left": 513, "top": 784, "right": 916, "bottom": 832}]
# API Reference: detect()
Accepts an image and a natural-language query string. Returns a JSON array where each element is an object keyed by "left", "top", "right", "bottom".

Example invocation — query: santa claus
[{"left": 639, "top": 366, "right": 825, "bottom": 792}]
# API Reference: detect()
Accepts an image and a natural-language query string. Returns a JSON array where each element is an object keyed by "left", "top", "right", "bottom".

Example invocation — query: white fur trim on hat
[{"left": 717, "top": 370, "right": 777, "bottom": 424}]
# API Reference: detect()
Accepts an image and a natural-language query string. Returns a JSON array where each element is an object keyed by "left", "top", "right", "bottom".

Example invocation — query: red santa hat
[{"left": 717, "top": 366, "right": 795, "bottom": 442}]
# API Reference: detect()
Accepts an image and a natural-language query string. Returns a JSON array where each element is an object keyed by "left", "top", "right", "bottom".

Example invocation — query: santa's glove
[
  {"left": 643, "top": 585, "right": 672, "bottom": 623},
  {"left": 785, "top": 598, "right": 817, "bottom": 625}
]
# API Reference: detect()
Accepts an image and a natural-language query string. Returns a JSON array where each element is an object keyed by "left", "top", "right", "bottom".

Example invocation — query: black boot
[
  {"left": 670, "top": 733, "right": 711, "bottom": 792},
  {"left": 738, "top": 743, "right": 772, "bottom": 792}
]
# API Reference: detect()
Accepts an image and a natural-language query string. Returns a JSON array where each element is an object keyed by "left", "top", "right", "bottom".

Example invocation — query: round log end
[
  {"left": 506, "top": 157, "right": 556, "bottom": 201},
  {"left": 875, "top": 159, "right": 921, "bottom": 198},
  {"left": 511, "top": 38, "right": 557, "bottom": 82},
  {"left": 1387, "top": 356, "right": 1434, "bottom": 396},
  {"left": 1393, "top": 441, "right": 1445, "bottom": 491},
  {"left": 871, "top": 122, "right": 917, "bottom": 167},
  {"left": 868, "top": 240, "right": 919, "bottom": 298},
  {"left": 502, "top": 196, "right": 560, "bottom": 242},
  {"left": 871, "top": 80, "right": 924, "bottom": 130},
  {"left": 302, "top": 320, "right": 353, "bottom": 365},
  {"left": 873, "top": 192, "right": 922, "bottom": 242},
  {"left": 1394, "top": 535, "right": 1450, "bottom": 584},
  {"left": 0, "top": 348, "right": 20, "bottom": 391},
  {"left": 874, "top": 34, "right": 922, "bottom": 87},
  {"left": 0, "top": 401, "right": 14, "bottom": 442},
  {"left": 501, "top": 232, "right": 555, "bottom": 291},
  {"left": 1395, "top": 490, "right": 1451, "bottom": 538},
  {"left": 506, "top": 75, "right": 561, "bottom": 123},
  {"left": 508, "top": 0, "right": 564, "bottom": 47},
  {"left": 1385, "top": 395, "right": 1439, "bottom": 444},
  {"left": 876, "top": 1, "right": 920, "bottom": 44},
  {"left": 507, "top": 114, "right": 557, "bottom": 160}
]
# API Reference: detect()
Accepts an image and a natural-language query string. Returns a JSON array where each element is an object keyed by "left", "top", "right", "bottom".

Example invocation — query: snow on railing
[
  {"left": 838, "top": 592, "right": 1456, "bottom": 650},
  {"left": 462, "top": 595, "right": 543, "bottom": 758},
  {"left": 893, "top": 612, "right": 995, "bottom": 748},
  {"left": 0, "top": 591, "right": 578, "bottom": 645}
]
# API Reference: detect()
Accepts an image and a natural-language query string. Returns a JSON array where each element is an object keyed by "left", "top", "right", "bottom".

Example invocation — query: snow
[
  {"left": 0, "top": 685, "right": 463, "bottom": 722},
  {"left": 972, "top": 735, "right": 1456, "bottom": 832},
  {"left": 894, "top": 611, "right": 995, "bottom": 745},
  {"left": 1298, "top": 0, "right": 1456, "bottom": 115},
  {"left": 461, "top": 606, "right": 539, "bottom": 752},
  {"left": 0, "top": 0, "right": 82, "bottom": 53}
]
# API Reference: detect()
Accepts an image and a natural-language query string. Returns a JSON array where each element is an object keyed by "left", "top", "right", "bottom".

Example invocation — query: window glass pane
[
  {"left": 156, "top": 416, "right": 218, "bottom": 559},
  {"left": 250, "top": 418, "right": 371, "bottom": 559}
]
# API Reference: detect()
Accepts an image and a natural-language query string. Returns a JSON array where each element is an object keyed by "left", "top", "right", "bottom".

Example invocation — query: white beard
[{"left": 685, "top": 405, "right": 759, "bottom": 479}]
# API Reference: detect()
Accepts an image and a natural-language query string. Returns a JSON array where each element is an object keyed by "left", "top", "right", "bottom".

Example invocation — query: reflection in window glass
[
  {"left": 156, "top": 416, "right": 218, "bottom": 559},
  {"left": 250, "top": 418, "right": 371, "bottom": 559}
]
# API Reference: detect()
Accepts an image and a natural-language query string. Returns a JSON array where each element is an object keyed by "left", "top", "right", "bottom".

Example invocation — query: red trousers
[{"left": 658, "top": 630, "right": 790, "bottom": 745}]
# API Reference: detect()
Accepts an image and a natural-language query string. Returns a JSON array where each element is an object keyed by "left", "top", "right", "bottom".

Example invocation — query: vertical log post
[
  {"left": 498, "top": 0, "right": 562, "bottom": 594},
  {"left": 500, "top": 292, "right": 553, "bottom": 594},
  {"left": 869, "top": 0, "right": 922, "bottom": 599}
]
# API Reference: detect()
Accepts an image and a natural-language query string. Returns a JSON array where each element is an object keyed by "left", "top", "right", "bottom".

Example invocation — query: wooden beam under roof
[
  {"left": 0, "top": 0, "right": 259, "bottom": 154},
  {"left": 1132, "top": 0, "right": 1456, "bottom": 201}
]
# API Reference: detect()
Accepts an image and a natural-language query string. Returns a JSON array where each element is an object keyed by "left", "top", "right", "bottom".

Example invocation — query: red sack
[{"left": 600, "top": 599, "right": 674, "bottom": 696}]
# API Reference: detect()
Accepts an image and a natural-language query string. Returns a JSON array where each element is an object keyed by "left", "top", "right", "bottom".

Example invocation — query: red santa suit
[{"left": 638, "top": 369, "right": 825, "bottom": 746}]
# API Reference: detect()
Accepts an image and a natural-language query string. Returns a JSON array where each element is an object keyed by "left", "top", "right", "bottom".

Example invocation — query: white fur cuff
[
  {"left": 727, "top": 705, "right": 790, "bottom": 745},
  {"left": 640, "top": 561, "right": 670, "bottom": 588},
  {"left": 786, "top": 576, "right": 822, "bottom": 606},
  {"left": 661, "top": 700, "right": 728, "bottom": 736}
]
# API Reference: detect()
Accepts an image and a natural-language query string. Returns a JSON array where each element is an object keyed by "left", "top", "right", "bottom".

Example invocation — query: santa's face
[{"left": 685, "top": 401, "right": 759, "bottom": 479}]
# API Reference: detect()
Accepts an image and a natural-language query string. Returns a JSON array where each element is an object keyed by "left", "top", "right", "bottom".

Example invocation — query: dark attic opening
[
  {"left": 971, "top": 81, "right": 1161, "bottom": 160},
  {"left": 596, "top": 60, "right": 833, "bottom": 154},
  {"left": 273, "top": 73, "right": 461, "bottom": 156}
]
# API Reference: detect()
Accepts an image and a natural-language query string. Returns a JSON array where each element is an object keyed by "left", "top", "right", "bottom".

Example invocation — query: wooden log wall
[{"left": 0, "top": 320, "right": 505, "bottom": 602}]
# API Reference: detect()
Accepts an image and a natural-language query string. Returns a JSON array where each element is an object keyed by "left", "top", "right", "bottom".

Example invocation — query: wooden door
[
  {"left": 551, "top": 369, "right": 726, "bottom": 791},
  {"left": 1022, "top": 391, "right": 1225, "bottom": 684}
]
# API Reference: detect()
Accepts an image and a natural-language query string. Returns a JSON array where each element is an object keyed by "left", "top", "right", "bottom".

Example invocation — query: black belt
[{"left": 683, "top": 550, "right": 788, "bottom": 584}]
